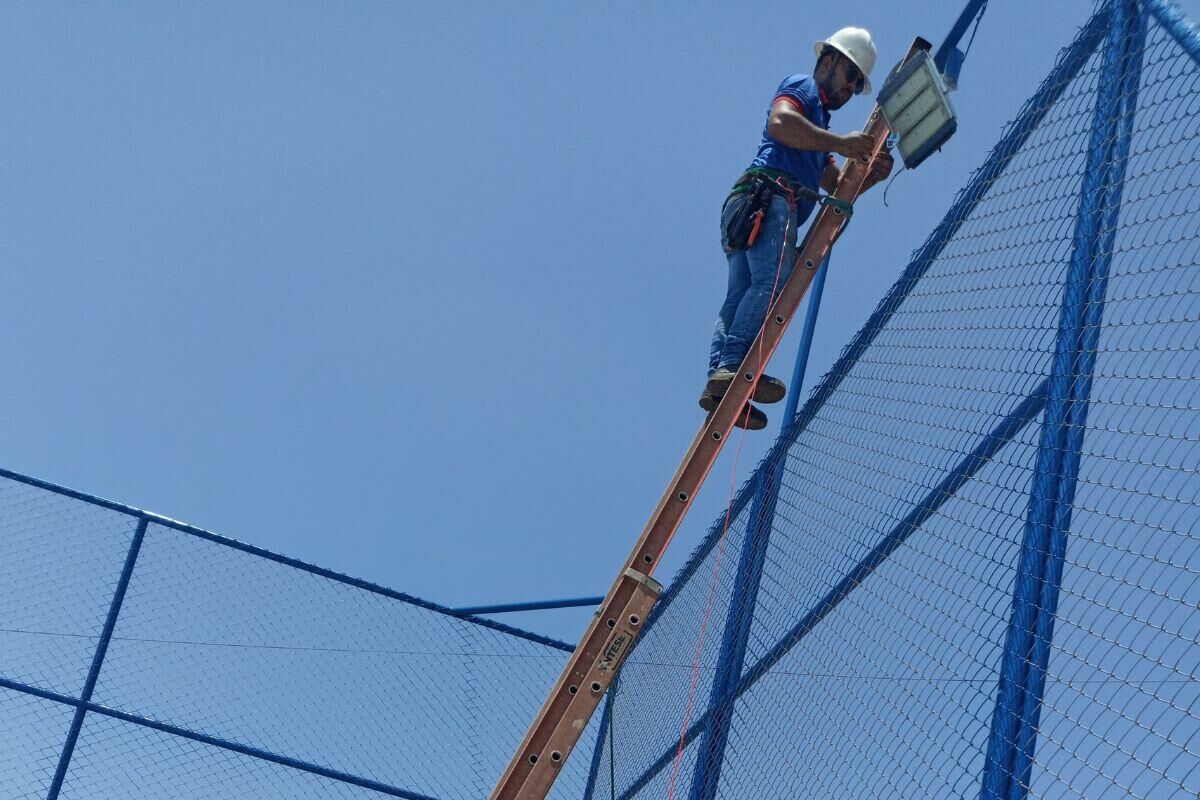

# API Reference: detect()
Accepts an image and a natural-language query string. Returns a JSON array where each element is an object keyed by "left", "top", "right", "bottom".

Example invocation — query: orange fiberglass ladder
[{"left": 491, "top": 38, "right": 933, "bottom": 800}]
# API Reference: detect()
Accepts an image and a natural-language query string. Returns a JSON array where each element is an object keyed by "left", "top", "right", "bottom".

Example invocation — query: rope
[
  {"left": 607, "top": 688, "right": 616, "bottom": 800},
  {"left": 664, "top": 188, "right": 797, "bottom": 800}
]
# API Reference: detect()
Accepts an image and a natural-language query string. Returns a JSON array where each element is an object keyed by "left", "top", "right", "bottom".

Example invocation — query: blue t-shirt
[{"left": 750, "top": 74, "right": 832, "bottom": 224}]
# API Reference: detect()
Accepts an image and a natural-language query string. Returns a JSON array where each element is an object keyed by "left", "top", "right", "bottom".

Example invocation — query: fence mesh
[
  {"left": 3, "top": 2, "right": 1200, "bottom": 799},
  {"left": 0, "top": 471, "right": 597, "bottom": 800},
  {"left": 587, "top": 2, "right": 1200, "bottom": 799}
]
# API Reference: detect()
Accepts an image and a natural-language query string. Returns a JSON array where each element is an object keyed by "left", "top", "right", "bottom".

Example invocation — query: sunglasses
[{"left": 837, "top": 54, "right": 865, "bottom": 94}]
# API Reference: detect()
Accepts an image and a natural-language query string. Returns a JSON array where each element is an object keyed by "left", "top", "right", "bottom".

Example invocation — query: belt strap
[{"left": 729, "top": 169, "right": 854, "bottom": 219}]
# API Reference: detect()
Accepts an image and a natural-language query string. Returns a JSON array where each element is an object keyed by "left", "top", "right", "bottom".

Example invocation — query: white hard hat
[{"left": 813, "top": 26, "right": 877, "bottom": 95}]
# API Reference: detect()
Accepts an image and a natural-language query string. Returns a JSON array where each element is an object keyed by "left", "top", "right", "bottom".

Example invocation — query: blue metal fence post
[
  {"left": 682, "top": 256, "right": 831, "bottom": 800},
  {"left": 583, "top": 676, "right": 617, "bottom": 800},
  {"left": 47, "top": 516, "right": 149, "bottom": 800},
  {"left": 783, "top": 254, "right": 831, "bottom": 423},
  {"left": 979, "top": 3, "right": 1143, "bottom": 798},
  {"left": 1008, "top": 5, "right": 1144, "bottom": 796},
  {"left": 687, "top": 463, "right": 782, "bottom": 800},
  {"left": 682, "top": 259, "right": 834, "bottom": 800},
  {"left": 684, "top": 3, "right": 1007, "bottom": 794}
]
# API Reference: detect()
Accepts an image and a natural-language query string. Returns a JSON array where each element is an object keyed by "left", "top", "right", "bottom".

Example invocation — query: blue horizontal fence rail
[
  {"left": 586, "top": 1, "right": 1200, "bottom": 798},
  {"left": 0, "top": 466, "right": 572, "bottom": 654},
  {"left": 453, "top": 597, "right": 603, "bottom": 616},
  {"left": 0, "top": 675, "right": 438, "bottom": 800}
]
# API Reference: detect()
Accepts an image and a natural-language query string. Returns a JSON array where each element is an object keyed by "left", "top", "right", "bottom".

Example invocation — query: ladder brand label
[{"left": 597, "top": 630, "right": 631, "bottom": 674}]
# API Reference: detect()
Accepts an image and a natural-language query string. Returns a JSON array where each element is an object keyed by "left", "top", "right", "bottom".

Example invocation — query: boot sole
[
  {"left": 733, "top": 404, "right": 768, "bottom": 430},
  {"left": 706, "top": 373, "right": 787, "bottom": 405},
  {"left": 700, "top": 393, "right": 767, "bottom": 430}
]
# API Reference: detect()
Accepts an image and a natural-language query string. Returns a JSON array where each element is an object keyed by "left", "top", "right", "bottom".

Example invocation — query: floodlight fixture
[{"left": 876, "top": 49, "right": 958, "bottom": 170}]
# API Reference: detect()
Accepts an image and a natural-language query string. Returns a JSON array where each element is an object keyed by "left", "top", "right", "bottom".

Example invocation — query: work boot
[
  {"left": 698, "top": 388, "right": 768, "bottom": 431},
  {"left": 732, "top": 403, "right": 768, "bottom": 430},
  {"left": 706, "top": 367, "right": 787, "bottom": 405}
]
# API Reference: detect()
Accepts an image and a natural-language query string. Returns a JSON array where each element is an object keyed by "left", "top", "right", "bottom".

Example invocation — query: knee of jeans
[
  {"left": 747, "top": 265, "right": 785, "bottom": 290},
  {"left": 742, "top": 284, "right": 774, "bottom": 305}
]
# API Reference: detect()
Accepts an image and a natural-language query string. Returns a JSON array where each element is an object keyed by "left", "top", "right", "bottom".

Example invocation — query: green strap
[
  {"left": 820, "top": 195, "right": 854, "bottom": 218},
  {"left": 728, "top": 167, "right": 855, "bottom": 220}
]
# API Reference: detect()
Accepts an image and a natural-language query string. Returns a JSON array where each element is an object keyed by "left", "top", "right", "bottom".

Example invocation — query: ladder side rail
[
  {"left": 565, "top": 1, "right": 1112, "bottom": 695},
  {"left": 612, "top": 5, "right": 1110, "bottom": 646},
  {"left": 611, "top": 383, "right": 1051, "bottom": 800},
  {"left": 582, "top": 9, "right": 1111, "bottom": 796},
  {"left": 489, "top": 38, "right": 931, "bottom": 800}
]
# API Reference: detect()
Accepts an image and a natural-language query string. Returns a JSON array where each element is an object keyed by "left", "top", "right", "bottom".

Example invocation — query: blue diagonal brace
[
  {"left": 617, "top": 383, "right": 1049, "bottom": 800},
  {"left": 46, "top": 516, "right": 148, "bottom": 800}
]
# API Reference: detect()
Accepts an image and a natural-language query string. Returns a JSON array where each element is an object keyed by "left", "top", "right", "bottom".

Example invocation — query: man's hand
[
  {"left": 861, "top": 149, "right": 894, "bottom": 192},
  {"left": 835, "top": 132, "right": 875, "bottom": 161}
]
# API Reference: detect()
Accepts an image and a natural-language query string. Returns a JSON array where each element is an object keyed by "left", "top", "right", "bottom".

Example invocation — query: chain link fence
[
  {"left": 4, "top": 2, "right": 1200, "bottom": 799},
  {"left": 0, "top": 469, "right": 601, "bottom": 800},
  {"left": 586, "top": 2, "right": 1200, "bottom": 798}
]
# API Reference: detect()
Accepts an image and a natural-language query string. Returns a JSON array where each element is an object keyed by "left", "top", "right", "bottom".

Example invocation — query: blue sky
[{"left": 4, "top": 0, "right": 1191, "bottom": 643}]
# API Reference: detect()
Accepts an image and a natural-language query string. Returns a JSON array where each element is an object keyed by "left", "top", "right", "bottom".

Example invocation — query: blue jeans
[{"left": 709, "top": 193, "right": 800, "bottom": 374}]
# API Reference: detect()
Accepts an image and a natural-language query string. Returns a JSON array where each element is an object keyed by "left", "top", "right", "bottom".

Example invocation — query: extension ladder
[{"left": 490, "top": 38, "right": 932, "bottom": 800}]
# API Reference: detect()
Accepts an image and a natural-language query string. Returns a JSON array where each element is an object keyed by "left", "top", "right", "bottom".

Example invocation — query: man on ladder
[{"left": 704, "top": 26, "right": 894, "bottom": 429}]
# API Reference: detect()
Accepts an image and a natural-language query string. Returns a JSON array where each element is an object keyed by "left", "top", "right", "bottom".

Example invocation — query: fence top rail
[{"left": 0, "top": 465, "right": 573, "bottom": 653}]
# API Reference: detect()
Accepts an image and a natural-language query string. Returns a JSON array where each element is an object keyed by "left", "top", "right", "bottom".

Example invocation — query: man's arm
[
  {"left": 768, "top": 98, "right": 894, "bottom": 195},
  {"left": 767, "top": 99, "right": 873, "bottom": 160}
]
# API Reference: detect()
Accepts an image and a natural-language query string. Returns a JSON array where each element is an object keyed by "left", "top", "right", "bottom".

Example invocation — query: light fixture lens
[{"left": 877, "top": 51, "right": 958, "bottom": 169}]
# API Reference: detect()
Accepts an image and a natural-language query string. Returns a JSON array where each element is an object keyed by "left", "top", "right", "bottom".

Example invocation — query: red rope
[{"left": 665, "top": 186, "right": 794, "bottom": 799}]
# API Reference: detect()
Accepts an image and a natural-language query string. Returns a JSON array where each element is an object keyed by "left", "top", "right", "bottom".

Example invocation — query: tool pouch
[{"left": 721, "top": 175, "right": 775, "bottom": 253}]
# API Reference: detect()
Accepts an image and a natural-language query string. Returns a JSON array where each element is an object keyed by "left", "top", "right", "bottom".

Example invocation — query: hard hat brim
[{"left": 813, "top": 40, "right": 873, "bottom": 95}]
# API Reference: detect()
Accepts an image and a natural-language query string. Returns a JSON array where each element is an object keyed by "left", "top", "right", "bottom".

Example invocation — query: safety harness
[{"left": 724, "top": 166, "right": 853, "bottom": 252}]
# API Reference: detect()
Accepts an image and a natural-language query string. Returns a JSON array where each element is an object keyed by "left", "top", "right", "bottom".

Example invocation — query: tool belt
[
  {"left": 722, "top": 170, "right": 793, "bottom": 253},
  {"left": 722, "top": 167, "right": 853, "bottom": 253}
]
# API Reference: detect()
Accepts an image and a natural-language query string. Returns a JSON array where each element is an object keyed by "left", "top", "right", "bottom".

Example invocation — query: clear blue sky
[{"left": 4, "top": 0, "right": 1192, "bottom": 643}]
